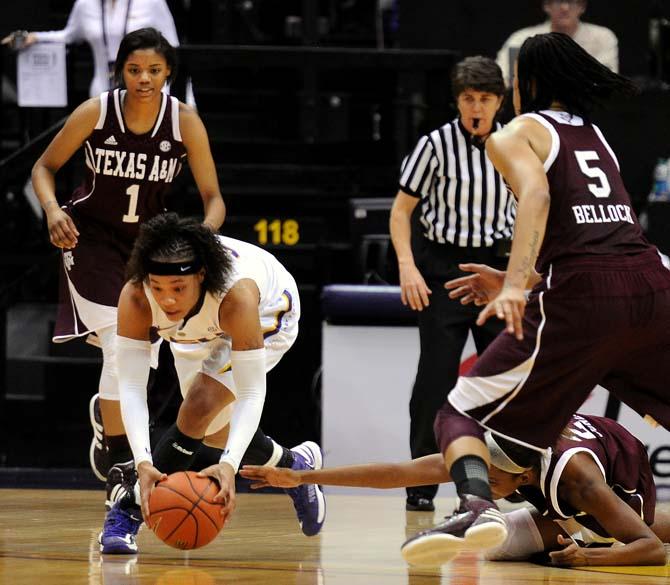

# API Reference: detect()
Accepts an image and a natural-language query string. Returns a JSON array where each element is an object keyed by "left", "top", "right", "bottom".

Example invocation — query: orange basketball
[{"left": 148, "top": 471, "right": 224, "bottom": 550}]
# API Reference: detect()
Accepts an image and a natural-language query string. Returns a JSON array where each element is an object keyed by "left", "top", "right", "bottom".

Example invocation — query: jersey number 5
[
  {"left": 574, "top": 151, "right": 611, "bottom": 199},
  {"left": 123, "top": 184, "right": 140, "bottom": 223}
]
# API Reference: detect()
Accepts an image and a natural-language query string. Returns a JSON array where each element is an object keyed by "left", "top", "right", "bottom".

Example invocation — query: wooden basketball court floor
[{"left": 1, "top": 489, "right": 668, "bottom": 585}]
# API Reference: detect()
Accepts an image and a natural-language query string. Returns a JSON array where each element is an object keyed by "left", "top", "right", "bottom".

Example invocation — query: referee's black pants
[{"left": 408, "top": 238, "right": 507, "bottom": 502}]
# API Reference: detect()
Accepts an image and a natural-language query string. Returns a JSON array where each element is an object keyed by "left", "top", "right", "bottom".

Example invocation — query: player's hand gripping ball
[{"left": 148, "top": 471, "right": 225, "bottom": 549}]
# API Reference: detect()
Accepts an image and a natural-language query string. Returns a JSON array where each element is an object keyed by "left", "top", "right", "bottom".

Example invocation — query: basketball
[{"left": 148, "top": 471, "right": 225, "bottom": 550}]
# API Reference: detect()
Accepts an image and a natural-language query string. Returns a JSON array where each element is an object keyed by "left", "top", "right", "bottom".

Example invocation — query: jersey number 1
[
  {"left": 123, "top": 184, "right": 140, "bottom": 223},
  {"left": 574, "top": 151, "right": 611, "bottom": 198}
]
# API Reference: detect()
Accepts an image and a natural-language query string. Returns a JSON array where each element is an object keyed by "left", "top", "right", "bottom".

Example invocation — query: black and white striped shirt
[{"left": 399, "top": 119, "right": 516, "bottom": 248}]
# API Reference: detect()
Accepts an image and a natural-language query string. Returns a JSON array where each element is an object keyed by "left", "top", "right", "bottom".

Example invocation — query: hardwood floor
[{"left": 0, "top": 489, "right": 667, "bottom": 585}]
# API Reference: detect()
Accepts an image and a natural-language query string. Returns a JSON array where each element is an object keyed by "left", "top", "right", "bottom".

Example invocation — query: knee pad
[
  {"left": 433, "top": 401, "right": 484, "bottom": 454},
  {"left": 485, "top": 507, "right": 545, "bottom": 561}
]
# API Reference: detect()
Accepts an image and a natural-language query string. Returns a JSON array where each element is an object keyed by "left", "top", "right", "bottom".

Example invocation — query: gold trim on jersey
[
  {"left": 218, "top": 362, "right": 232, "bottom": 375},
  {"left": 168, "top": 331, "right": 228, "bottom": 344},
  {"left": 262, "top": 290, "right": 293, "bottom": 340}
]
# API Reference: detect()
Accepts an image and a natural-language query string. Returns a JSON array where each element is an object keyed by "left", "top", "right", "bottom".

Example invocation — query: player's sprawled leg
[
  {"left": 484, "top": 508, "right": 548, "bottom": 562},
  {"left": 205, "top": 424, "right": 326, "bottom": 537},
  {"left": 174, "top": 366, "right": 325, "bottom": 537},
  {"left": 401, "top": 402, "right": 507, "bottom": 566}
]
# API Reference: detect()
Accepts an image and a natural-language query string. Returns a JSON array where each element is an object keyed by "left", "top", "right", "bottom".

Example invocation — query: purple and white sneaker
[
  {"left": 99, "top": 496, "right": 143, "bottom": 555},
  {"left": 285, "top": 441, "right": 326, "bottom": 536},
  {"left": 401, "top": 494, "right": 507, "bottom": 566}
]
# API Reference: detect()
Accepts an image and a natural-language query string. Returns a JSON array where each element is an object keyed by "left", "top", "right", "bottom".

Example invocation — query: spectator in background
[
  {"left": 497, "top": 0, "right": 618, "bottom": 84},
  {"left": 2, "top": 0, "right": 179, "bottom": 98}
]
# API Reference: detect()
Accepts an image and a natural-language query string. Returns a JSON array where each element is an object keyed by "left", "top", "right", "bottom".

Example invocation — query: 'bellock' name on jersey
[{"left": 571, "top": 203, "right": 635, "bottom": 225}]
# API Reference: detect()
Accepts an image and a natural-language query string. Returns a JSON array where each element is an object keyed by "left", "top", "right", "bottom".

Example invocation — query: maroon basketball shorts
[
  {"left": 54, "top": 221, "right": 132, "bottom": 341},
  {"left": 445, "top": 255, "right": 670, "bottom": 450}
]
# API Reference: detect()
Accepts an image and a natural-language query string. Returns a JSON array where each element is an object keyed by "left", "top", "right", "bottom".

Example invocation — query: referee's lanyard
[{"left": 102, "top": 0, "right": 132, "bottom": 88}]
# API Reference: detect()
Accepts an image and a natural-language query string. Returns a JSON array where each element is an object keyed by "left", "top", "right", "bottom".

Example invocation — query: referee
[{"left": 390, "top": 56, "right": 515, "bottom": 511}]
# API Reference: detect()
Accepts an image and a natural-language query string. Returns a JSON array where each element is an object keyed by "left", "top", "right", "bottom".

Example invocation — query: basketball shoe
[
  {"left": 105, "top": 461, "right": 137, "bottom": 511},
  {"left": 89, "top": 393, "right": 110, "bottom": 482},
  {"left": 285, "top": 441, "right": 326, "bottom": 537},
  {"left": 401, "top": 494, "right": 507, "bottom": 566},
  {"left": 100, "top": 493, "right": 143, "bottom": 555},
  {"left": 406, "top": 495, "right": 435, "bottom": 512}
]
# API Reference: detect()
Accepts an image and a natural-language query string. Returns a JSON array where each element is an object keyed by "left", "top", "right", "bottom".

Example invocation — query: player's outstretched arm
[
  {"left": 549, "top": 454, "right": 666, "bottom": 566},
  {"left": 241, "top": 454, "right": 450, "bottom": 489},
  {"left": 649, "top": 509, "right": 670, "bottom": 544},
  {"left": 239, "top": 465, "right": 302, "bottom": 489}
]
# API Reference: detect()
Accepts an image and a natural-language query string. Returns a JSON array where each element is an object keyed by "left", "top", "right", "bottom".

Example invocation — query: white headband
[{"left": 485, "top": 431, "right": 531, "bottom": 474}]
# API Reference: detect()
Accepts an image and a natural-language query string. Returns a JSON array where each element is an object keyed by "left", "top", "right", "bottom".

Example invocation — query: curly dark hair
[
  {"left": 126, "top": 213, "right": 232, "bottom": 294},
  {"left": 517, "top": 32, "right": 637, "bottom": 120}
]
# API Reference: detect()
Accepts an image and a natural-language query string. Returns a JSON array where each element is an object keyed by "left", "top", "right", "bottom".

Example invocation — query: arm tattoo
[{"left": 506, "top": 230, "right": 540, "bottom": 289}]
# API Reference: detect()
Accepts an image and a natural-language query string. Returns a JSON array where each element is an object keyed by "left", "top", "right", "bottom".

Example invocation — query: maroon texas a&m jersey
[
  {"left": 518, "top": 414, "right": 655, "bottom": 537},
  {"left": 524, "top": 111, "right": 650, "bottom": 274},
  {"left": 69, "top": 88, "right": 187, "bottom": 243}
]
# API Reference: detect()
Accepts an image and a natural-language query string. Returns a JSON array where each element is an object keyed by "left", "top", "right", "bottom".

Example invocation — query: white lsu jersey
[
  {"left": 143, "top": 235, "right": 300, "bottom": 345},
  {"left": 141, "top": 236, "right": 299, "bottom": 436}
]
